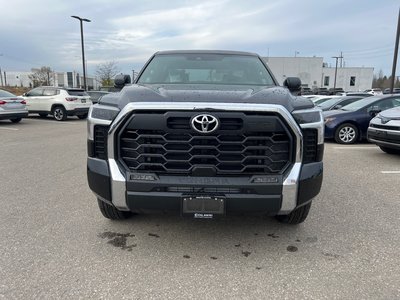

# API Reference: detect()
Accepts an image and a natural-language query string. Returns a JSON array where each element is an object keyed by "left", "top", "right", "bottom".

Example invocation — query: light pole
[{"left": 71, "top": 15, "right": 91, "bottom": 90}]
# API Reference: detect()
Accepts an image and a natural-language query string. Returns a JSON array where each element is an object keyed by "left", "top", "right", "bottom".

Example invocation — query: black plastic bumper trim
[
  {"left": 297, "top": 162, "right": 323, "bottom": 206},
  {"left": 67, "top": 107, "right": 89, "bottom": 116},
  {"left": 126, "top": 191, "right": 282, "bottom": 215},
  {"left": 87, "top": 158, "right": 111, "bottom": 201},
  {"left": 0, "top": 112, "right": 29, "bottom": 119}
]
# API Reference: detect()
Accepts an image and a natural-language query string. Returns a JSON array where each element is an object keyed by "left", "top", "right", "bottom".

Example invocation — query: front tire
[
  {"left": 276, "top": 202, "right": 311, "bottom": 224},
  {"left": 10, "top": 118, "right": 22, "bottom": 123},
  {"left": 334, "top": 123, "right": 359, "bottom": 144},
  {"left": 97, "top": 199, "right": 132, "bottom": 220},
  {"left": 379, "top": 146, "right": 400, "bottom": 155},
  {"left": 52, "top": 106, "right": 67, "bottom": 121}
]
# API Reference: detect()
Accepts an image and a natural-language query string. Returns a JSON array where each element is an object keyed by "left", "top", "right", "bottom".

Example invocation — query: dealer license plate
[{"left": 182, "top": 196, "right": 225, "bottom": 218}]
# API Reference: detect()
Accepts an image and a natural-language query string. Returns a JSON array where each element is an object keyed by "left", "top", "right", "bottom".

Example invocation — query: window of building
[
  {"left": 350, "top": 76, "right": 356, "bottom": 86},
  {"left": 324, "top": 76, "right": 329, "bottom": 86}
]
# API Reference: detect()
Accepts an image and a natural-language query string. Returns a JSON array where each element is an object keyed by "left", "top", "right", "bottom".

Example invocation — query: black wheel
[
  {"left": 10, "top": 118, "right": 22, "bottom": 123},
  {"left": 379, "top": 146, "right": 400, "bottom": 155},
  {"left": 97, "top": 199, "right": 132, "bottom": 220},
  {"left": 52, "top": 106, "right": 67, "bottom": 121},
  {"left": 276, "top": 202, "right": 311, "bottom": 225},
  {"left": 39, "top": 113, "right": 48, "bottom": 118},
  {"left": 77, "top": 113, "right": 88, "bottom": 119},
  {"left": 334, "top": 123, "right": 359, "bottom": 144}
]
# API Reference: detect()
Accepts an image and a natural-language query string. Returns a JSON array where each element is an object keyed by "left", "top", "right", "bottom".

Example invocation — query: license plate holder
[
  {"left": 182, "top": 196, "right": 225, "bottom": 218},
  {"left": 81, "top": 99, "right": 86, "bottom": 103}
]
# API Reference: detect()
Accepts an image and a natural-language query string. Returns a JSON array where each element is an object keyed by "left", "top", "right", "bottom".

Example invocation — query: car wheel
[
  {"left": 39, "top": 113, "right": 48, "bottom": 118},
  {"left": 10, "top": 118, "right": 22, "bottom": 123},
  {"left": 379, "top": 146, "right": 400, "bottom": 155},
  {"left": 275, "top": 202, "right": 311, "bottom": 225},
  {"left": 97, "top": 198, "right": 132, "bottom": 220},
  {"left": 77, "top": 113, "right": 88, "bottom": 119},
  {"left": 52, "top": 106, "right": 67, "bottom": 121},
  {"left": 334, "top": 123, "right": 358, "bottom": 144}
]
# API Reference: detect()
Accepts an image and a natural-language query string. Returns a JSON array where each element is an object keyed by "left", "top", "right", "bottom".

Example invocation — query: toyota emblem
[{"left": 191, "top": 114, "right": 219, "bottom": 134}]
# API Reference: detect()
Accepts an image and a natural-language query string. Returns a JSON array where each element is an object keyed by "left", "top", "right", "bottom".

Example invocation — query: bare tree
[
  {"left": 95, "top": 61, "right": 120, "bottom": 86},
  {"left": 28, "top": 66, "right": 53, "bottom": 87}
]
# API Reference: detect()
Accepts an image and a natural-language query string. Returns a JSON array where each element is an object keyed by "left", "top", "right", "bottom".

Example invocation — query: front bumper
[
  {"left": 87, "top": 157, "right": 322, "bottom": 215},
  {"left": 67, "top": 107, "right": 90, "bottom": 116},
  {"left": 87, "top": 102, "right": 324, "bottom": 216},
  {"left": 0, "top": 110, "right": 29, "bottom": 120},
  {"left": 367, "top": 127, "right": 400, "bottom": 149}
]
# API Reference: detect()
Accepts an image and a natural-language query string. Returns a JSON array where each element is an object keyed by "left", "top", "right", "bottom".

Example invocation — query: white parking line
[
  {"left": 0, "top": 127, "right": 19, "bottom": 131},
  {"left": 381, "top": 171, "right": 400, "bottom": 174},
  {"left": 27, "top": 119, "right": 82, "bottom": 125},
  {"left": 333, "top": 146, "right": 377, "bottom": 149}
]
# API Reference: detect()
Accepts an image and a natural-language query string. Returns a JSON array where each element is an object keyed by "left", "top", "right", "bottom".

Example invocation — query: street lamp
[{"left": 71, "top": 15, "right": 91, "bottom": 90}]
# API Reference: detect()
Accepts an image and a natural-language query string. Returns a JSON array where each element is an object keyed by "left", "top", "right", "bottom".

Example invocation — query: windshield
[
  {"left": 317, "top": 97, "right": 344, "bottom": 109},
  {"left": 137, "top": 53, "right": 275, "bottom": 86},
  {"left": 67, "top": 89, "right": 89, "bottom": 96},
  {"left": 341, "top": 96, "right": 382, "bottom": 111}
]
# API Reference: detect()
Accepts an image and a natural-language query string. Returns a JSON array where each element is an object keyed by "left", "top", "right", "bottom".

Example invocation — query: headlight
[
  {"left": 324, "top": 117, "right": 336, "bottom": 124},
  {"left": 90, "top": 104, "right": 120, "bottom": 121},
  {"left": 292, "top": 109, "right": 322, "bottom": 124}
]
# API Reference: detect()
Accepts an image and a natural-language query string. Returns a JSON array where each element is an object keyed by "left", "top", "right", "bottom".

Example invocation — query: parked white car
[
  {"left": 0, "top": 89, "right": 28, "bottom": 123},
  {"left": 368, "top": 106, "right": 400, "bottom": 154},
  {"left": 365, "top": 88, "right": 383, "bottom": 96},
  {"left": 23, "top": 87, "right": 92, "bottom": 121}
]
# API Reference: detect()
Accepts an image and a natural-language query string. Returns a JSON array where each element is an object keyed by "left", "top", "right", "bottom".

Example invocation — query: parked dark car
[
  {"left": 316, "top": 96, "right": 365, "bottom": 111},
  {"left": 87, "top": 91, "right": 110, "bottom": 104},
  {"left": 315, "top": 87, "right": 329, "bottom": 95},
  {"left": 324, "top": 95, "right": 400, "bottom": 144},
  {"left": 300, "top": 87, "right": 313, "bottom": 95},
  {"left": 328, "top": 88, "right": 344, "bottom": 95},
  {"left": 383, "top": 88, "right": 400, "bottom": 94}
]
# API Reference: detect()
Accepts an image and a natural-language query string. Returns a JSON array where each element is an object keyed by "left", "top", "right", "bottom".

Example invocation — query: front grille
[
  {"left": 163, "top": 187, "right": 244, "bottom": 193},
  {"left": 94, "top": 125, "right": 108, "bottom": 159},
  {"left": 370, "top": 123, "right": 400, "bottom": 131},
  {"left": 303, "top": 129, "right": 318, "bottom": 163},
  {"left": 118, "top": 111, "right": 294, "bottom": 176},
  {"left": 370, "top": 134, "right": 400, "bottom": 144}
]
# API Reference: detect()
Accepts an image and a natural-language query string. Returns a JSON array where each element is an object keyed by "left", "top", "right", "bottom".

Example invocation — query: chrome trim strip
[
  {"left": 105, "top": 102, "right": 311, "bottom": 212},
  {"left": 279, "top": 162, "right": 302, "bottom": 214},
  {"left": 108, "top": 159, "right": 129, "bottom": 211}
]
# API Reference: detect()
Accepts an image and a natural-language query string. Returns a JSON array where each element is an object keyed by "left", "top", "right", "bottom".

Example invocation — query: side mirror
[
  {"left": 368, "top": 105, "right": 381, "bottom": 117},
  {"left": 283, "top": 77, "right": 301, "bottom": 95},
  {"left": 114, "top": 74, "right": 131, "bottom": 89},
  {"left": 333, "top": 105, "right": 342, "bottom": 110},
  {"left": 22, "top": 93, "right": 27, "bottom": 97}
]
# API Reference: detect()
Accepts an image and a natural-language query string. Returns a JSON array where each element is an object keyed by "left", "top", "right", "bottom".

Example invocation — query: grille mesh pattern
[
  {"left": 302, "top": 129, "right": 318, "bottom": 163},
  {"left": 119, "top": 112, "right": 293, "bottom": 176},
  {"left": 94, "top": 125, "right": 108, "bottom": 159}
]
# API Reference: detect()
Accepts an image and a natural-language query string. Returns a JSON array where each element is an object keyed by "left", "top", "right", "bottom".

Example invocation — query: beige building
[{"left": 263, "top": 56, "right": 374, "bottom": 91}]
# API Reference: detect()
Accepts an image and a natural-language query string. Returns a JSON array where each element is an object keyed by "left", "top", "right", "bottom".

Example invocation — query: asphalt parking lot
[{"left": 1, "top": 116, "right": 399, "bottom": 299}]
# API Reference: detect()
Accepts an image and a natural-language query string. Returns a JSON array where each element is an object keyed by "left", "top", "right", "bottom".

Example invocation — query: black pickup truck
[{"left": 87, "top": 50, "right": 324, "bottom": 224}]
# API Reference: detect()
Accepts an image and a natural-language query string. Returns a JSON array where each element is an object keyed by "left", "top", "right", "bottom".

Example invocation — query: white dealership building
[{"left": 263, "top": 56, "right": 374, "bottom": 91}]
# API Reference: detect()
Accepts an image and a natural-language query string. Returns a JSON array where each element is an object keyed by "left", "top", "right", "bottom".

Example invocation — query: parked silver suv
[{"left": 23, "top": 87, "right": 92, "bottom": 121}]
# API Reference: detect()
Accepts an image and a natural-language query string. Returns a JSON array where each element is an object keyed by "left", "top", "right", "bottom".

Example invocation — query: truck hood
[{"left": 99, "top": 84, "right": 314, "bottom": 112}]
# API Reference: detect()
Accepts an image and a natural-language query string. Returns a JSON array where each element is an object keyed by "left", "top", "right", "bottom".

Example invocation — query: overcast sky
[{"left": 0, "top": 0, "right": 399, "bottom": 77}]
